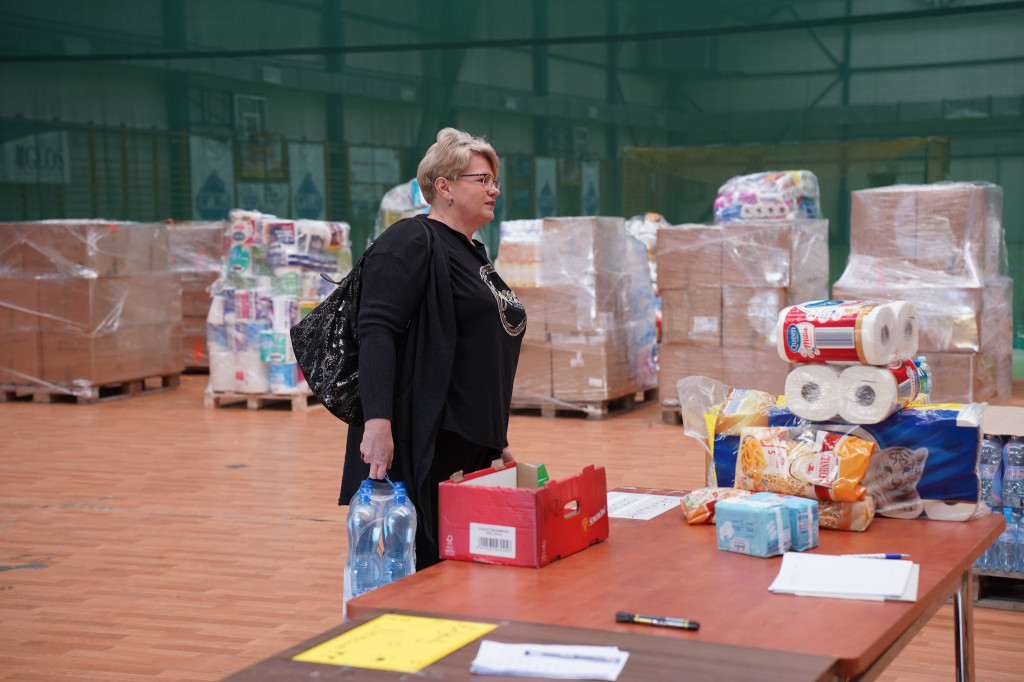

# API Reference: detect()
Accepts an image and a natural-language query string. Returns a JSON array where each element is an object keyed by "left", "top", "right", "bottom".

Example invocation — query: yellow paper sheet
[{"left": 292, "top": 613, "right": 498, "bottom": 672}]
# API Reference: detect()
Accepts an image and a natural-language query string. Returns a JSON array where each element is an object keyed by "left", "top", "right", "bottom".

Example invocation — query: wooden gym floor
[{"left": 2, "top": 374, "right": 1024, "bottom": 681}]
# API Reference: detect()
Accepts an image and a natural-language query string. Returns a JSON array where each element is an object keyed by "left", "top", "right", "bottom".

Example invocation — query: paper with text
[
  {"left": 606, "top": 491, "right": 681, "bottom": 520},
  {"left": 292, "top": 613, "right": 497, "bottom": 672}
]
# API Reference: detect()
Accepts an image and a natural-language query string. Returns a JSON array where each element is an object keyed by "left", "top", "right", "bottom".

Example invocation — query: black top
[
  {"left": 343, "top": 216, "right": 526, "bottom": 556},
  {"left": 433, "top": 219, "right": 526, "bottom": 449}
]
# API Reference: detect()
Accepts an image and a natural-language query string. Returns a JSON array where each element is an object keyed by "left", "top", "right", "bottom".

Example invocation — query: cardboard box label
[{"left": 470, "top": 522, "right": 516, "bottom": 559}]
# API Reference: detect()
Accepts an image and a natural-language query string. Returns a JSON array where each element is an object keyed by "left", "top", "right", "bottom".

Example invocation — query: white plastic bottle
[{"left": 381, "top": 482, "right": 417, "bottom": 585}]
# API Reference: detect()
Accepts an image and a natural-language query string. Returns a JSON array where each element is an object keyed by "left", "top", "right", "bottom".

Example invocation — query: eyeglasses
[{"left": 457, "top": 173, "right": 501, "bottom": 191}]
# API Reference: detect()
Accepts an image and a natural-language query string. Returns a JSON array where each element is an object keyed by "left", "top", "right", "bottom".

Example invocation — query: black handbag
[{"left": 290, "top": 218, "right": 431, "bottom": 425}]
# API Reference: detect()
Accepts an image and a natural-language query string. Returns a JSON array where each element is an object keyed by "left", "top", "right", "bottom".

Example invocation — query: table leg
[{"left": 952, "top": 569, "right": 974, "bottom": 682}]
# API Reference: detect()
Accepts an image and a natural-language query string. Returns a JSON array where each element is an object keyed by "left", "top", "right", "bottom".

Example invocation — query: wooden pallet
[
  {"left": 511, "top": 388, "right": 658, "bottom": 420},
  {"left": 0, "top": 374, "right": 181, "bottom": 405},
  {"left": 661, "top": 398, "right": 683, "bottom": 426},
  {"left": 974, "top": 569, "right": 1024, "bottom": 611},
  {"left": 204, "top": 390, "right": 321, "bottom": 411}
]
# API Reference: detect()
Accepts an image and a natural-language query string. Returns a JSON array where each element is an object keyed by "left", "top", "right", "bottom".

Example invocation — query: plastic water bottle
[
  {"left": 382, "top": 482, "right": 417, "bottom": 585},
  {"left": 977, "top": 529, "right": 996, "bottom": 571},
  {"left": 993, "top": 507, "right": 1014, "bottom": 572},
  {"left": 1011, "top": 509, "right": 1024, "bottom": 575},
  {"left": 1003, "top": 436, "right": 1024, "bottom": 508},
  {"left": 345, "top": 488, "right": 382, "bottom": 597},
  {"left": 979, "top": 434, "right": 1005, "bottom": 508},
  {"left": 914, "top": 357, "right": 932, "bottom": 396}
]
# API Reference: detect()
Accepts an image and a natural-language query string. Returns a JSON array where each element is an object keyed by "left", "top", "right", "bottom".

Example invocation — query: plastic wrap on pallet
[
  {"left": 503, "top": 216, "right": 657, "bottom": 410},
  {"left": 373, "top": 178, "right": 430, "bottom": 242},
  {"left": 845, "top": 182, "right": 1006, "bottom": 286},
  {"left": 655, "top": 221, "right": 827, "bottom": 400},
  {"left": 714, "top": 170, "right": 822, "bottom": 224},
  {"left": 836, "top": 181, "right": 1012, "bottom": 405},
  {"left": 495, "top": 219, "right": 544, "bottom": 288},
  {"left": 0, "top": 220, "right": 183, "bottom": 394},
  {"left": 206, "top": 210, "right": 352, "bottom": 396},
  {"left": 168, "top": 221, "right": 226, "bottom": 368},
  {"left": 624, "top": 212, "right": 667, "bottom": 283},
  {"left": 786, "top": 219, "right": 830, "bottom": 305}
]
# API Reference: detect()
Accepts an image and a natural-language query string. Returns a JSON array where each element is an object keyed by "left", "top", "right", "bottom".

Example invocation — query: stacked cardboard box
[
  {"left": 0, "top": 220, "right": 183, "bottom": 392},
  {"left": 168, "top": 221, "right": 225, "bottom": 370},
  {"left": 833, "top": 182, "right": 1012, "bottom": 403},
  {"left": 656, "top": 220, "right": 829, "bottom": 399},
  {"left": 499, "top": 217, "right": 658, "bottom": 407}
]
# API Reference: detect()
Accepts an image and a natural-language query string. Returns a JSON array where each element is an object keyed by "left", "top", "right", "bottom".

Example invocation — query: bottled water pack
[{"left": 343, "top": 478, "right": 417, "bottom": 618}]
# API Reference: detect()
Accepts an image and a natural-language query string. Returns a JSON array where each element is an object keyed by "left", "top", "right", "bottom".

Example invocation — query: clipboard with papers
[{"left": 769, "top": 552, "right": 920, "bottom": 602}]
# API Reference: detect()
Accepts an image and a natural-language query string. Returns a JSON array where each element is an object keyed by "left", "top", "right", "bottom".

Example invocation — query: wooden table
[
  {"left": 221, "top": 607, "right": 838, "bottom": 681},
  {"left": 349, "top": 488, "right": 1004, "bottom": 681}
]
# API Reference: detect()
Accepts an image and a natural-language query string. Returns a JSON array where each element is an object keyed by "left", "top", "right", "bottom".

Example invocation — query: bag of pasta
[
  {"left": 735, "top": 426, "right": 875, "bottom": 502},
  {"left": 679, "top": 487, "right": 752, "bottom": 524}
]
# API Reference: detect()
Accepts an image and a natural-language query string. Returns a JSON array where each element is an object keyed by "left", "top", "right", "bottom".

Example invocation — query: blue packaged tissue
[
  {"left": 749, "top": 492, "right": 819, "bottom": 551},
  {"left": 715, "top": 495, "right": 792, "bottom": 558}
]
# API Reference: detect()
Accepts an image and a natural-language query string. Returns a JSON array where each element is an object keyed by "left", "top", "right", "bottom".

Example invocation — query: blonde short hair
[{"left": 417, "top": 128, "right": 499, "bottom": 204}]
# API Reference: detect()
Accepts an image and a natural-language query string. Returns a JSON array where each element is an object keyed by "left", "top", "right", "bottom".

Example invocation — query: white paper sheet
[
  {"left": 469, "top": 640, "right": 629, "bottom": 680},
  {"left": 606, "top": 492, "right": 681, "bottom": 520},
  {"left": 769, "top": 552, "right": 919, "bottom": 602}
]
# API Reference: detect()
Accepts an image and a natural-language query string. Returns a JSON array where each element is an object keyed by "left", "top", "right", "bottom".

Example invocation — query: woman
[{"left": 340, "top": 128, "right": 526, "bottom": 568}]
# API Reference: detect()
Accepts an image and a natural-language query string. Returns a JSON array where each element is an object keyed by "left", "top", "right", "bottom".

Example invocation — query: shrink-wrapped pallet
[
  {"left": 655, "top": 220, "right": 829, "bottom": 399},
  {"left": 835, "top": 182, "right": 1012, "bottom": 403},
  {"left": 497, "top": 217, "right": 657, "bottom": 412},
  {"left": 168, "top": 221, "right": 225, "bottom": 369},
  {"left": 205, "top": 210, "right": 352, "bottom": 396},
  {"left": 0, "top": 220, "right": 183, "bottom": 395}
]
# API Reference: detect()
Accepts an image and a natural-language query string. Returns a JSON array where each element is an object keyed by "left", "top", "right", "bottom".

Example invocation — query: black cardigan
[{"left": 338, "top": 216, "right": 455, "bottom": 550}]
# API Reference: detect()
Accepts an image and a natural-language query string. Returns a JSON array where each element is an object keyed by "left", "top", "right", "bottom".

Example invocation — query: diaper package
[
  {"left": 748, "top": 492, "right": 819, "bottom": 551},
  {"left": 715, "top": 495, "right": 792, "bottom": 558}
]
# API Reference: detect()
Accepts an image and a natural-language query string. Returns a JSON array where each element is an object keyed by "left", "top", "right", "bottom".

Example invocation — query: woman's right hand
[{"left": 360, "top": 418, "right": 394, "bottom": 480}]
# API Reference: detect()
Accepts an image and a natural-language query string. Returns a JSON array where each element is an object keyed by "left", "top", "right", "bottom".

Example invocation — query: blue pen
[{"left": 841, "top": 553, "right": 910, "bottom": 560}]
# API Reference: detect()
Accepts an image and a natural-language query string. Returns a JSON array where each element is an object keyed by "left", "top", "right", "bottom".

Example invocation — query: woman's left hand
[{"left": 500, "top": 447, "right": 516, "bottom": 465}]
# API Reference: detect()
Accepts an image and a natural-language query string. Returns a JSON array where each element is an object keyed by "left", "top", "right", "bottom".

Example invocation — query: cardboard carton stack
[
  {"left": 168, "top": 221, "right": 225, "bottom": 370},
  {"left": 656, "top": 220, "right": 829, "bottom": 397},
  {"left": 0, "top": 220, "right": 183, "bottom": 393},
  {"left": 832, "top": 182, "right": 1012, "bottom": 403},
  {"left": 498, "top": 217, "right": 658, "bottom": 408}
]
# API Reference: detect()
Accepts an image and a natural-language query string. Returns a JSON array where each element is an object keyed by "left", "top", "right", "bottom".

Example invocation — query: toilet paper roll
[
  {"left": 206, "top": 294, "right": 225, "bottom": 325},
  {"left": 836, "top": 359, "right": 923, "bottom": 425},
  {"left": 784, "top": 364, "right": 842, "bottom": 422},
  {"left": 271, "top": 296, "right": 301, "bottom": 332},
  {"left": 208, "top": 351, "right": 238, "bottom": 392},
  {"left": 890, "top": 300, "right": 919, "bottom": 362},
  {"left": 922, "top": 500, "right": 979, "bottom": 522},
  {"left": 776, "top": 300, "right": 899, "bottom": 366},
  {"left": 268, "top": 362, "right": 300, "bottom": 394},
  {"left": 237, "top": 352, "right": 270, "bottom": 394}
]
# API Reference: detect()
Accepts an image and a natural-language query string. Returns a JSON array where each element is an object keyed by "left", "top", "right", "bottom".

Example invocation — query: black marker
[{"left": 616, "top": 611, "right": 699, "bottom": 631}]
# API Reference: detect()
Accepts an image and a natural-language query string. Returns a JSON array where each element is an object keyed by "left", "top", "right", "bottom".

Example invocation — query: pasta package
[
  {"left": 735, "top": 426, "right": 875, "bottom": 502},
  {"left": 680, "top": 487, "right": 752, "bottom": 524},
  {"left": 819, "top": 497, "right": 876, "bottom": 532},
  {"left": 712, "top": 388, "right": 779, "bottom": 436}
]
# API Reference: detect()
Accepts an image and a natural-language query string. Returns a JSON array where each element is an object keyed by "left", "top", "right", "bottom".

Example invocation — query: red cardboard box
[{"left": 439, "top": 462, "right": 609, "bottom": 567}]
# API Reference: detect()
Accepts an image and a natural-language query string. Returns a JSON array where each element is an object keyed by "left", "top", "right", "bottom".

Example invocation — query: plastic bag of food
[
  {"left": 679, "top": 487, "right": 752, "bottom": 524},
  {"left": 735, "top": 426, "right": 875, "bottom": 502}
]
